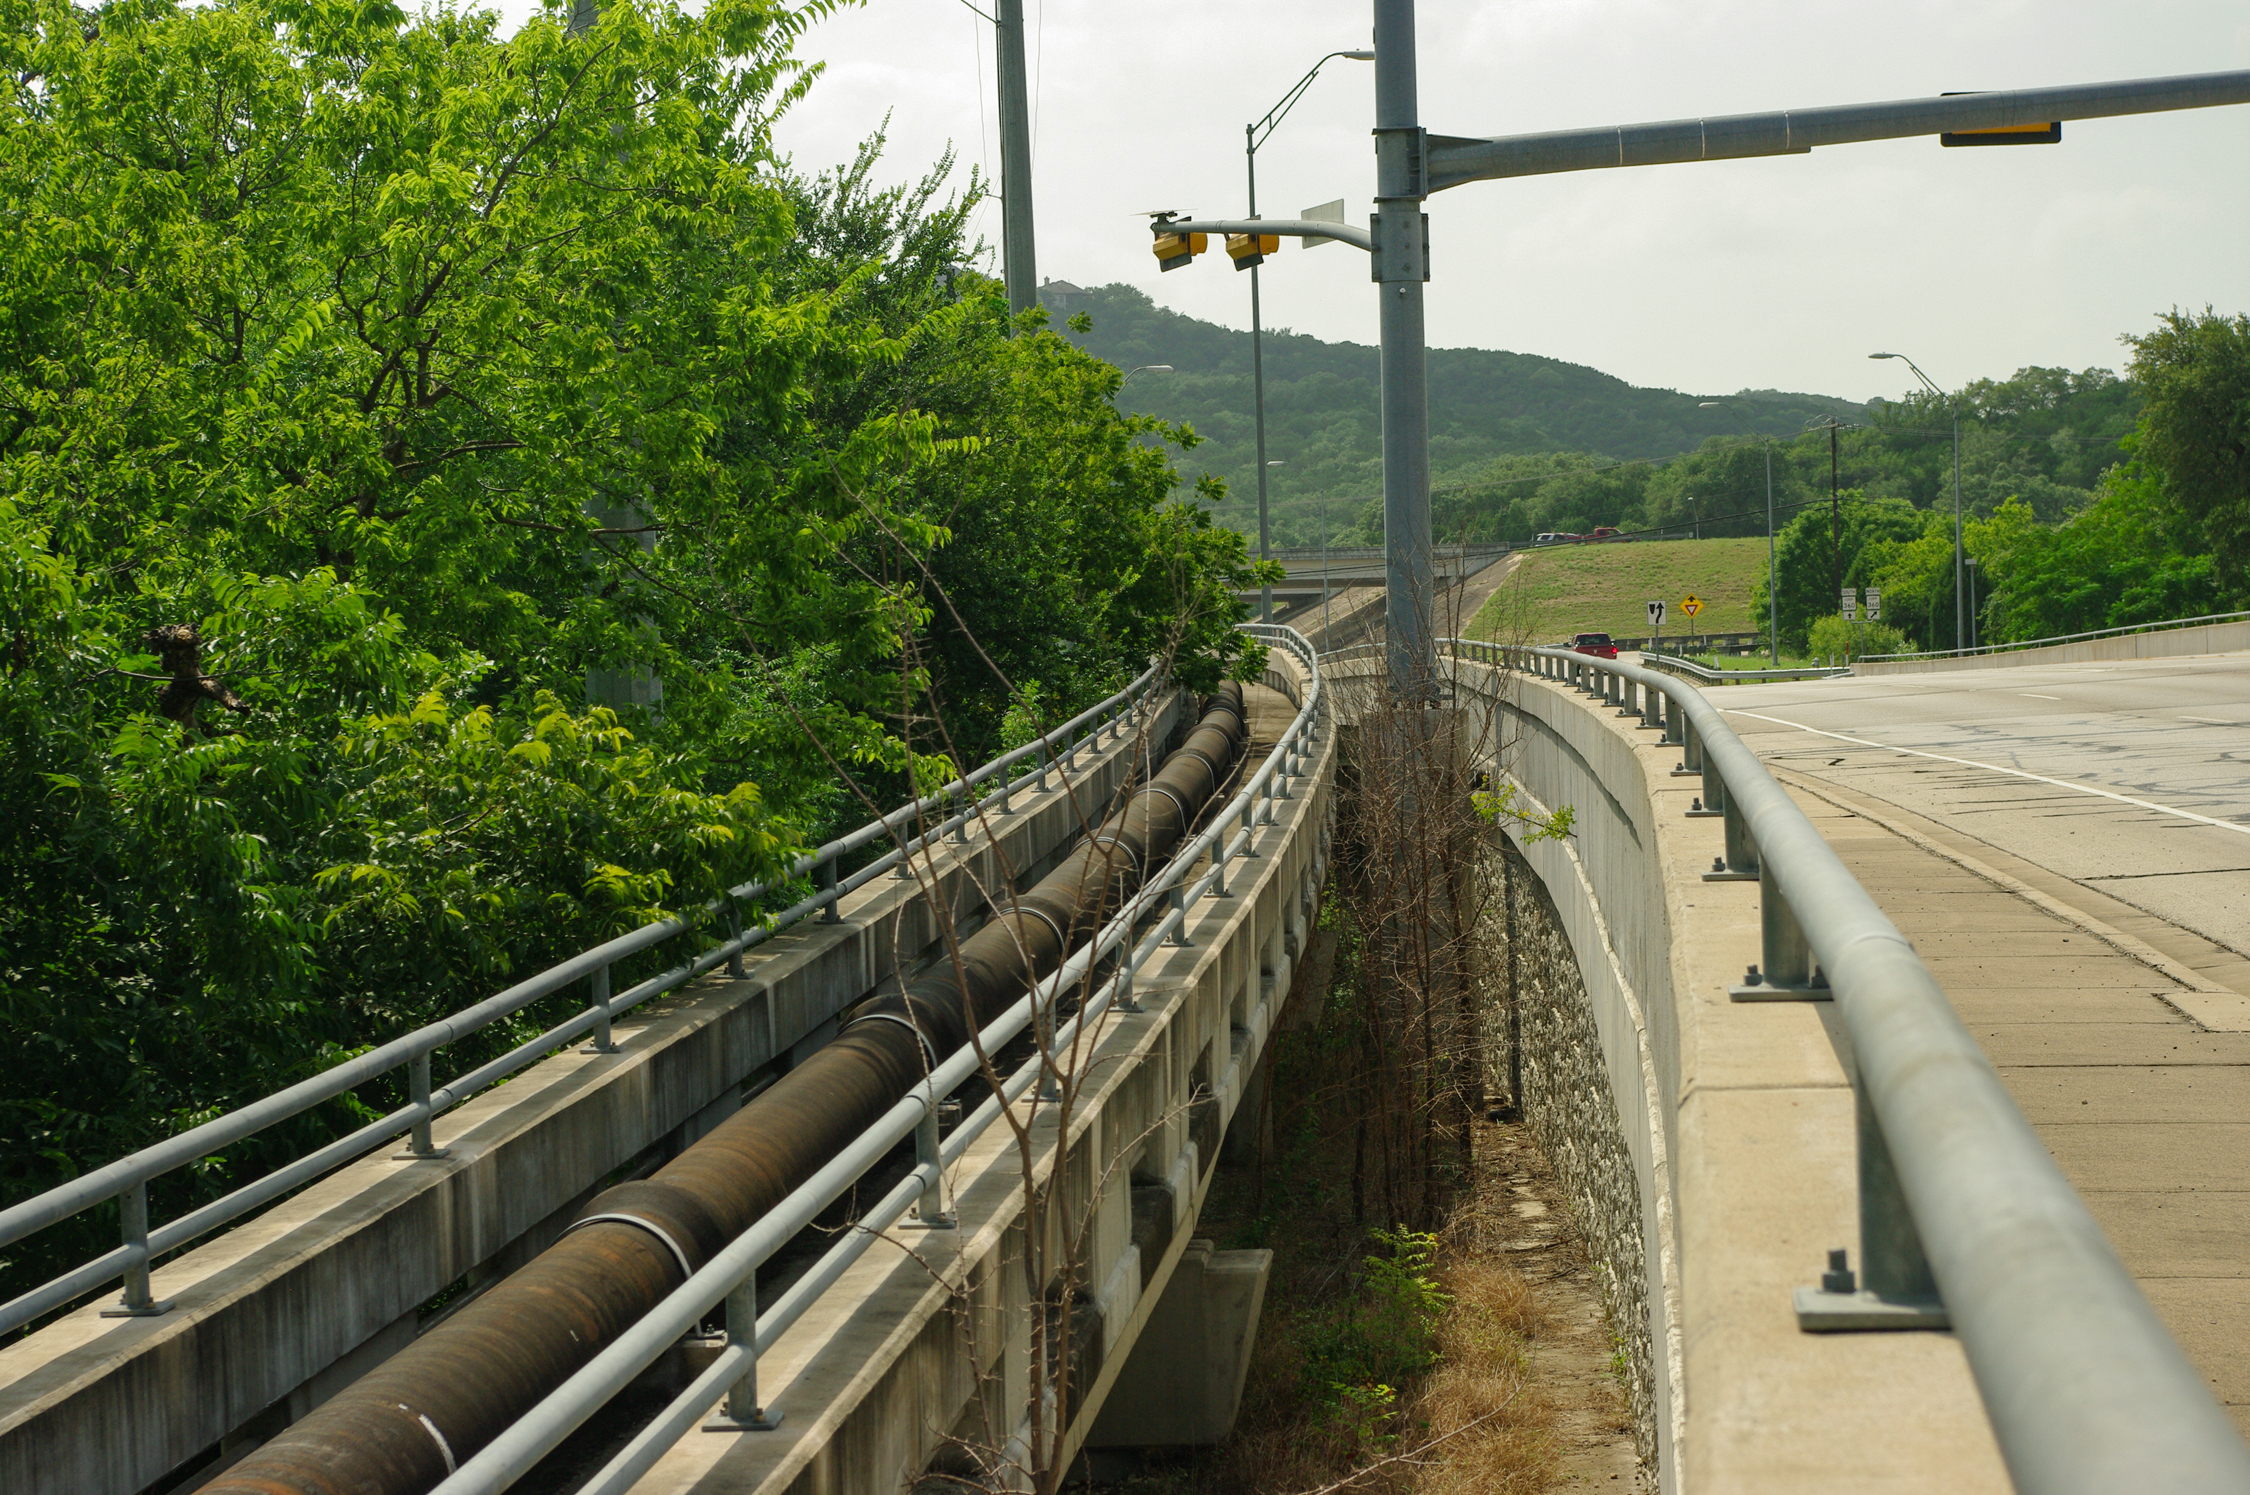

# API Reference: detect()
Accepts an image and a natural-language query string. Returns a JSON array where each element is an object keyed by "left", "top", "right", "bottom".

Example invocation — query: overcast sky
[{"left": 500, "top": 0, "right": 2250, "bottom": 404}]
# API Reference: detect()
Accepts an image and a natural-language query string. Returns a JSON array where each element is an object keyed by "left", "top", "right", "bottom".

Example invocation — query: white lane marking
[
  {"left": 1727, "top": 709, "right": 2250, "bottom": 838},
  {"left": 2018, "top": 693, "right": 2061, "bottom": 700}
]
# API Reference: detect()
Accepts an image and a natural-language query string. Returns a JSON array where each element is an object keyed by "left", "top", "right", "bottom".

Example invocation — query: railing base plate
[
  {"left": 1794, "top": 1287, "right": 1949, "bottom": 1332},
  {"left": 1701, "top": 868, "right": 1758, "bottom": 882},
  {"left": 704, "top": 1408, "right": 785, "bottom": 1433},
  {"left": 1729, "top": 980, "right": 1831, "bottom": 1002},
  {"left": 100, "top": 1299, "right": 174, "bottom": 1319}
]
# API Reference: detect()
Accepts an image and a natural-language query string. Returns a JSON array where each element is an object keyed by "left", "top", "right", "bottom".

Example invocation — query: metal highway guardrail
[
  {"left": 424, "top": 623, "right": 1325, "bottom": 1495},
  {"left": 1447, "top": 636, "right": 2250, "bottom": 1494},
  {"left": 1863, "top": 607, "right": 2250, "bottom": 663},
  {"left": 0, "top": 661, "right": 1173, "bottom": 1337},
  {"left": 1638, "top": 650, "right": 1851, "bottom": 685}
]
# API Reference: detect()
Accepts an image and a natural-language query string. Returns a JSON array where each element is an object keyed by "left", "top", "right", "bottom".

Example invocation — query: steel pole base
[
  {"left": 1671, "top": 765, "right": 1700, "bottom": 777},
  {"left": 901, "top": 1211, "right": 957, "bottom": 1230},
  {"left": 1793, "top": 1287, "right": 1950, "bottom": 1332},
  {"left": 703, "top": 1407, "right": 785, "bottom": 1433}
]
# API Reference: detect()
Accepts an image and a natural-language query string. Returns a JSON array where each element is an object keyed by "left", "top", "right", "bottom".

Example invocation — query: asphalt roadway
[{"left": 1710, "top": 650, "right": 2250, "bottom": 1438}]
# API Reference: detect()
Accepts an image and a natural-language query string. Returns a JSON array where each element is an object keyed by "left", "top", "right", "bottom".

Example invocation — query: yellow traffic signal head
[
  {"left": 1226, "top": 233, "right": 1281, "bottom": 270},
  {"left": 1153, "top": 231, "right": 1208, "bottom": 272}
]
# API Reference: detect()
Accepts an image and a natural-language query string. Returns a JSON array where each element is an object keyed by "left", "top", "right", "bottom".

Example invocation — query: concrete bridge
[
  {"left": 0, "top": 633, "right": 1336, "bottom": 1495},
  {"left": 6, "top": 624, "right": 2249, "bottom": 1495}
]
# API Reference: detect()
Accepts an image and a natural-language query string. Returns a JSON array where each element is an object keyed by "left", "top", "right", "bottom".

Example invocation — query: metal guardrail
[
  {"left": 1638, "top": 650, "right": 1852, "bottom": 685},
  {"left": 1445, "top": 636, "right": 2250, "bottom": 1494},
  {"left": 422, "top": 624, "right": 1325, "bottom": 1495},
  {"left": 0, "top": 662, "right": 1174, "bottom": 1338},
  {"left": 1863, "top": 607, "right": 2250, "bottom": 663}
]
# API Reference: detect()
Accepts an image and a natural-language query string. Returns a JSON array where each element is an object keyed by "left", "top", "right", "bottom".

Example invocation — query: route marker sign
[
  {"left": 1681, "top": 594, "right": 1704, "bottom": 617},
  {"left": 1647, "top": 599, "right": 1667, "bottom": 628},
  {"left": 1842, "top": 587, "right": 1858, "bottom": 621},
  {"left": 1866, "top": 588, "right": 1882, "bottom": 621}
]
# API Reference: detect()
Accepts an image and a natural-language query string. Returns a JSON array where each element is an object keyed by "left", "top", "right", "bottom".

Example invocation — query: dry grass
[{"left": 1395, "top": 1258, "right": 1555, "bottom": 1495}]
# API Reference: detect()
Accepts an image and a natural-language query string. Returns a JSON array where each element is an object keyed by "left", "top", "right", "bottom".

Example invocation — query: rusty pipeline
[{"left": 206, "top": 681, "right": 1248, "bottom": 1495}]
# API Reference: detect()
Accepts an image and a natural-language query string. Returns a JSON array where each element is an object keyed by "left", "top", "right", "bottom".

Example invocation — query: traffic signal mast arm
[
  {"left": 1424, "top": 68, "right": 2250, "bottom": 191},
  {"left": 1155, "top": 217, "right": 1375, "bottom": 253}
]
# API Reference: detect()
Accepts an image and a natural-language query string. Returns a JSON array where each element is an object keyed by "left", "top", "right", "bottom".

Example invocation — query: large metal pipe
[{"left": 206, "top": 683, "right": 1249, "bottom": 1495}]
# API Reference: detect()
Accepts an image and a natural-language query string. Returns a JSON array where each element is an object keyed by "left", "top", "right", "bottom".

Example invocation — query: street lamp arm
[
  {"left": 1425, "top": 68, "right": 2250, "bottom": 191},
  {"left": 1162, "top": 217, "right": 1374, "bottom": 252},
  {"left": 1252, "top": 51, "right": 1377, "bottom": 150}
]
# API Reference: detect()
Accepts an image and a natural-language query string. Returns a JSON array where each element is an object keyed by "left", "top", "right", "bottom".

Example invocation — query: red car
[{"left": 1571, "top": 632, "right": 1619, "bottom": 658}]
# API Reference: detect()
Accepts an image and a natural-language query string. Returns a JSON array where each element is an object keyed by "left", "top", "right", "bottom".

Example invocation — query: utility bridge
[{"left": 4, "top": 620, "right": 2249, "bottom": 1494}]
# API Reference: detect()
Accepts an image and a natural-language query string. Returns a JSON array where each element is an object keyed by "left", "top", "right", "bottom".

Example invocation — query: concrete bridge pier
[{"left": 1083, "top": 1239, "right": 1272, "bottom": 1453}]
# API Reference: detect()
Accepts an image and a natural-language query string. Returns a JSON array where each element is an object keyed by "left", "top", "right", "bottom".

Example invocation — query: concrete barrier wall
[
  {"left": 1860, "top": 618, "right": 2250, "bottom": 673},
  {"left": 1428, "top": 652, "right": 2009, "bottom": 1494},
  {"left": 1448, "top": 660, "right": 1682, "bottom": 1485},
  {"left": 0, "top": 695, "right": 1181, "bottom": 1495}
]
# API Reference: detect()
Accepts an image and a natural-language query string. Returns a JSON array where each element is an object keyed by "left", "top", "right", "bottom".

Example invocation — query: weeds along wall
[{"left": 1450, "top": 655, "right": 1684, "bottom": 1492}]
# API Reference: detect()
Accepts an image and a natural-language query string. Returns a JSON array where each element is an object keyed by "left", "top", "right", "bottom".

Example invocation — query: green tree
[
  {"left": 2127, "top": 309, "right": 2250, "bottom": 595},
  {"left": 1968, "top": 477, "right": 2223, "bottom": 643},
  {"left": 1751, "top": 493, "right": 1923, "bottom": 651}
]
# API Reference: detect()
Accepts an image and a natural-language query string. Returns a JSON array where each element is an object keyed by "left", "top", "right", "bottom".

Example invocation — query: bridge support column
[{"left": 1083, "top": 1240, "right": 1272, "bottom": 1450}]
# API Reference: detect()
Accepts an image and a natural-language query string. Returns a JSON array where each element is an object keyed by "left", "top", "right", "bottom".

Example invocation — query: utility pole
[
  {"left": 1373, "top": 0, "right": 1433, "bottom": 693},
  {"left": 994, "top": 0, "right": 1037, "bottom": 315}
]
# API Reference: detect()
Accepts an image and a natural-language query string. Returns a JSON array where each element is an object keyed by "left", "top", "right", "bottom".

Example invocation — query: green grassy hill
[
  {"left": 1466, "top": 538, "right": 1771, "bottom": 643},
  {"left": 1054, "top": 283, "right": 1862, "bottom": 544}
]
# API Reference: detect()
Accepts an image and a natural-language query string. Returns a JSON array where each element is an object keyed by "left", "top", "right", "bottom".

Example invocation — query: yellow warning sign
[{"left": 1681, "top": 595, "right": 1704, "bottom": 617}]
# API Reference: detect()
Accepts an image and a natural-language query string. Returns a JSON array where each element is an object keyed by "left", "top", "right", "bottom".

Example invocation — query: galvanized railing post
[
  {"left": 906, "top": 1096, "right": 954, "bottom": 1229},
  {"left": 703, "top": 1274, "right": 782, "bottom": 1431},
  {"left": 726, "top": 898, "right": 748, "bottom": 974},
  {"left": 817, "top": 854, "right": 840, "bottom": 925},
  {"left": 584, "top": 964, "right": 619, "bottom": 1053},
  {"left": 1036, "top": 739, "right": 1051, "bottom": 791},
  {"left": 1169, "top": 886, "right": 1193, "bottom": 946},
  {"left": 1797, "top": 1074, "right": 1947, "bottom": 1330},
  {"left": 102, "top": 1181, "right": 171, "bottom": 1317},
  {"left": 400, "top": 1049, "right": 449, "bottom": 1157},
  {"left": 1732, "top": 866, "right": 1829, "bottom": 999},
  {"left": 1706, "top": 795, "right": 1758, "bottom": 880}
]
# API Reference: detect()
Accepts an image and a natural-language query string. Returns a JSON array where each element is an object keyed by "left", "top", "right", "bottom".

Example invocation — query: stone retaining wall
[{"left": 1489, "top": 850, "right": 1654, "bottom": 1467}]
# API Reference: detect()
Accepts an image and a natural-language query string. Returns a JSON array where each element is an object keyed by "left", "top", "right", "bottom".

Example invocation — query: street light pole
[
  {"left": 1871, "top": 352, "right": 1963, "bottom": 651},
  {"left": 1246, "top": 127, "right": 1273, "bottom": 623},
  {"left": 1245, "top": 50, "right": 1373, "bottom": 626},
  {"left": 1373, "top": 0, "right": 1432, "bottom": 693},
  {"left": 1701, "top": 400, "right": 1779, "bottom": 665}
]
